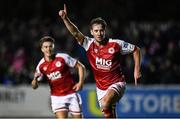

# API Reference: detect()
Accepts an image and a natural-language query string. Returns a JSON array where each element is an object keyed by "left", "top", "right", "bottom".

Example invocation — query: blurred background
[{"left": 0, "top": 0, "right": 180, "bottom": 118}]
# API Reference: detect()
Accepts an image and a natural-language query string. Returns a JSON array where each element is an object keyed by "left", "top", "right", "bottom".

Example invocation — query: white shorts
[
  {"left": 96, "top": 82, "right": 126, "bottom": 106},
  {"left": 51, "top": 93, "right": 82, "bottom": 115}
]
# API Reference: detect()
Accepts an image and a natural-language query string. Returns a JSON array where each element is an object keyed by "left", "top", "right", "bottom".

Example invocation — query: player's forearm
[
  {"left": 79, "top": 66, "right": 85, "bottom": 85},
  {"left": 62, "top": 17, "right": 85, "bottom": 43},
  {"left": 77, "top": 62, "right": 86, "bottom": 84},
  {"left": 133, "top": 47, "right": 141, "bottom": 72},
  {"left": 63, "top": 17, "right": 78, "bottom": 34}
]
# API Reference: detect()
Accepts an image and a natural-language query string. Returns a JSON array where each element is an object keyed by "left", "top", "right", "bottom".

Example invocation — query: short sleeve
[
  {"left": 35, "top": 66, "right": 43, "bottom": 81},
  {"left": 81, "top": 36, "right": 94, "bottom": 51},
  {"left": 61, "top": 54, "right": 77, "bottom": 68},
  {"left": 35, "top": 59, "right": 44, "bottom": 81},
  {"left": 116, "top": 40, "right": 135, "bottom": 55}
]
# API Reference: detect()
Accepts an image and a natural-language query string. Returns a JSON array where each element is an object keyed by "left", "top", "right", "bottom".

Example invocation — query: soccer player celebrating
[
  {"left": 31, "top": 36, "right": 86, "bottom": 119},
  {"left": 59, "top": 4, "right": 141, "bottom": 118}
]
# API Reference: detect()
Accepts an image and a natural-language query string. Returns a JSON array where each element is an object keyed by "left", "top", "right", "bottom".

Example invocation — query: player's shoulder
[
  {"left": 36, "top": 58, "right": 45, "bottom": 68},
  {"left": 85, "top": 36, "right": 94, "bottom": 41},
  {"left": 109, "top": 38, "right": 124, "bottom": 42},
  {"left": 56, "top": 52, "right": 68, "bottom": 57},
  {"left": 109, "top": 38, "right": 125, "bottom": 45},
  {"left": 38, "top": 58, "right": 45, "bottom": 64},
  {"left": 55, "top": 52, "right": 72, "bottom": 60},
  {"left": 84, "top": 36, "right": 95, "bottom": 44}
]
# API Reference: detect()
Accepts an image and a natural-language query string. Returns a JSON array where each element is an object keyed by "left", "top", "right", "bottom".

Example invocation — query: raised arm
[
  {"left": 59, "top": 4, "right": 85, "bottom": 44},
  {"left": 73, "top": 61, "right": 86, "bottom": 91},
  {"left": 133, "top": 47, "right": 142, "bottom": 85}
]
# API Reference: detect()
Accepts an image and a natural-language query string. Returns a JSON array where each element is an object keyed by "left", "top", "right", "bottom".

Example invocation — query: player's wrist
[
  {"left": 62, "top": 16, "right": 68, "bottom": 21},
  {"left": 78, "top": 80, "right": 84, "bottom": 85}
]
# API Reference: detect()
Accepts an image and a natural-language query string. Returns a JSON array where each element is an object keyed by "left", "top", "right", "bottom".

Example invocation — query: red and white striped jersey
[
  {"left": 35, "top": 53, "right": 77, "bottom": 96},
  {"left": 81, "top": 37, "right": 136, "bottom": 90}
]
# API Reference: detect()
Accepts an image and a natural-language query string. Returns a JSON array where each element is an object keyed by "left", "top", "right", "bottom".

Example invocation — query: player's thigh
[
  {"left": 109, "top": 82, "right": 126, "bottom": 102},
  {"left": 101, "top": 82, "right": 126, "bottom": 104},
  {"left": 101, "top": 89, "right": 118, "bottom": 105},
  {"left": 51, "top": 95, "right": 69, "bottom": 114},
  {"left": 69, "top": 93, "right": 82, "bottom": 116},
  {"left": 55, "top": 111, "right": 68, "bottom": 119}
]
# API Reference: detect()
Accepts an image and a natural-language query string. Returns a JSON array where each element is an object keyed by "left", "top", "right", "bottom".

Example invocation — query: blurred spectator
[{"left": 0, "top": 0, "right": 180, "bottom": 85}]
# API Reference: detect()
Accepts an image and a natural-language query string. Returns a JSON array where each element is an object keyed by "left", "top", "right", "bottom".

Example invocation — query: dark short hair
[
  {"left": 39, "top": 36, "right": 55, "bottom": 48},
  {"left": 89, "top": 17, "right": 107, "bottom": 30}
]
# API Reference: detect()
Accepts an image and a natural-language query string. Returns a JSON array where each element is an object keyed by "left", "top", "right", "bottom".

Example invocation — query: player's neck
[
  {"left": 95, "top": 37, "right": 108, "bottom": 46},
  {"left": 44, "top": 54, "right": 55, "bottom": 62},
  {"left": 45, "top": 57, "right": 52, "bottom": 62}
]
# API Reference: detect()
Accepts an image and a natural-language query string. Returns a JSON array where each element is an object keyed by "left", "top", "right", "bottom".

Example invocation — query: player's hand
[
  {"left": 32, "top": 72, "right": 41, "bottom": 89},
  {"left": 59, "top": 4, "right": 67, "bottom": 19},
  {"left": 134, "top": 70, "right": 141, "bottom": 85},
  {"left": 73, "top": 82, "right": 83, "bottom": 91},
  {"left": 31, "top": 79, "right": 38, "bottom": 89}
]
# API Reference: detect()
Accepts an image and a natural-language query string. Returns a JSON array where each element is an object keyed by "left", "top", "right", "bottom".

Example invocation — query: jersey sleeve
[
  {"left": 80, "top": 36, "right": 94, "bottom": 51},
  {"left": 35, "top": 59, "right": 44, "bottom": 81},
  {"left": 116, "top": 39, "right": 136, "bottom": 55},
  {"left": 61, "top": 54, "right": 77, "bottom": 68}
]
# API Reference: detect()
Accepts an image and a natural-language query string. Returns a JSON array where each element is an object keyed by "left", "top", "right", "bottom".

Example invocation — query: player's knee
[
  {"left": 72, "top": 113, "right": 82, "bottom": 119},
  {"left": 101, "top": 108, "right": 113, "bottom": 118}
]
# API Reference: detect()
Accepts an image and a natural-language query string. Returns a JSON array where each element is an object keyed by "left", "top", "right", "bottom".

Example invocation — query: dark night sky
[{"left": 0, "top": 0, "right": 180, "bottom": 21}]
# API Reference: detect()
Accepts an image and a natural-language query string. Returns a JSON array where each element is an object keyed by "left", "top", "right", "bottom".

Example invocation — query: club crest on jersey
[
  {"left": 108, "top": 47, "right": 115, "bottom": 54},
  {"left": 55, "top": 61, "right": 61, "bottom": 67},
  {"left": 43, "top": 67, "right": 47, "bottom": 71},
  {"left": 94, "top": 48, "right": 98, "bottom": 53}
]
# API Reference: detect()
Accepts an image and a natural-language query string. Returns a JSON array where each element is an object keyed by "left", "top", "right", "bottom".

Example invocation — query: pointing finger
[{"left": 64, "top": 4, "right": 67, "bottom": 14}]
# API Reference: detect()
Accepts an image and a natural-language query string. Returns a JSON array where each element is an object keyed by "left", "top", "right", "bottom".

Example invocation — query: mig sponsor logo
[
  {"left": 47, "top": 71, "right": 62, "bottom": 80},
  {"left": 95, "top": 57, "right": 112, "bottom": 70}
]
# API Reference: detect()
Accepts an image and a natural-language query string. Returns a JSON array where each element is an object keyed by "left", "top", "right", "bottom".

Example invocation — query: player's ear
[
  {"left": 90, "top": 29, "right": 93, "bottom": 35},
  {"left": 41, "top": 47, "right": 44, "bottom": 52}
]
